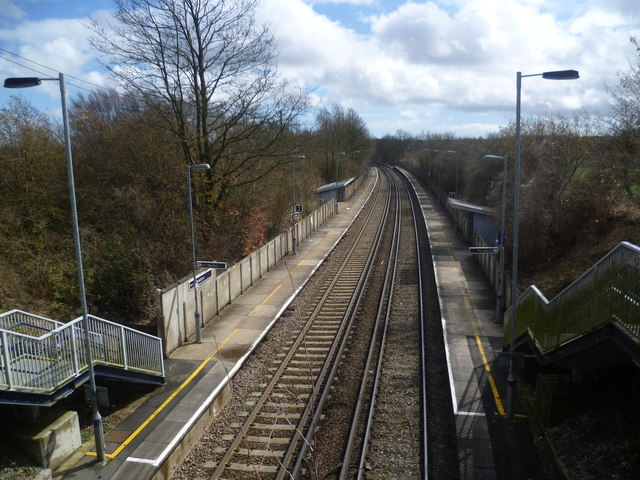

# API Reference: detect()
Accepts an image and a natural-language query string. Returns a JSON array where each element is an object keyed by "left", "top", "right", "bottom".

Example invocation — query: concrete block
[{"left": 15, "top": 410, "right": 82, "bottom": 470}]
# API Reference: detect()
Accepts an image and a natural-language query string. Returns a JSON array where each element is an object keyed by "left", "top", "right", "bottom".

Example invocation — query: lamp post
[
  {"left": 187, "top": 163, "right": 211, "bottom": 343},
  {"left": 334, "top": 151, "right": 345, "bottom": 214},
  {"left": 484, "top": 154, "right": 508, "bottom": 325},
  {"left": 4, "top": 74, "right": 106, "bottom": 462},
  {"left": 509, "top": 69, "right": 579, "bottom": 421},
  {"left": 291, "top": 155, "right": 305, "bottom": 254},
  {"left": 428, "top": 148, "right": 439, "bottom": 179},
  {"left": 446, "top": 150, "right": 460, "bottom": 198}
]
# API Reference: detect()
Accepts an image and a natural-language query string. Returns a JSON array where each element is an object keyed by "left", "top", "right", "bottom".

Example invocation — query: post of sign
[
  {"left": 484, "top": 155, "right": 508, "bottom": 323},
  {"left": 187, "top": 163, "right": 211, "bottom": 343},
  {"left": 291, "top": 155, "right": 305, "bottom": 254}
]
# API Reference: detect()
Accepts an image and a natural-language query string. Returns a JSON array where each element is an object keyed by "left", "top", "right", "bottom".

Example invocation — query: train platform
[
  {"left": 52, "top": 167, "right": 541, "bottom": 480},
  {"left": 403, "top": 169, "right": 543, "bottom": 480}
]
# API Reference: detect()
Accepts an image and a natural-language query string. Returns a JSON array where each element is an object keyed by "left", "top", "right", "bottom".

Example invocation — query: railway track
[
  {"left": 173, "top": 166, "right": 459, "bottom": 480},
  {"left": 337, "top": 168, "right": 426, "bottom": 479},
  {"left": 205, "top": 170, "right": 394, "bottom": 478}
]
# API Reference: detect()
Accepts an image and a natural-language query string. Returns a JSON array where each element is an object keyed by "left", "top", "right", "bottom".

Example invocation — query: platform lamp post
[
  {"left": 446, "top": 150, "right": 460, "bottom": 198},
  {"left": 291, "top": 155, "right": 305, "bottom": 254},
  {"left": 4, "top": 73, "right": 106, "bottom": 462},
  {"left": 334, "top": 151, "right": 345, "bottom": 214},
  {"left": 508, "top": 69, "right": 579, "bottom": 421},
  {"left": 483, "top": 155, "right": 508, "bottom": 325},
  {"left": 428, "top": 149, "right": 439, "bottom": 179},
  {"left": 350, "top": 149, "right": 361, "bottom": 176},
  {"left": 187, "top": 163, "right": 211, "bottom": 343}
]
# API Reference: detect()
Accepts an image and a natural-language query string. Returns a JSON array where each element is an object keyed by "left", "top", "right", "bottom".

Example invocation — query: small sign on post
[
  {"left": 196, "top": 261, "right": 228, "bottom": 269},
  {"left": 469, "top": 246, "right": 499, "bottom": 255},
  {"left": 295, "top": 204, "right": 303, "bottom": 213}
]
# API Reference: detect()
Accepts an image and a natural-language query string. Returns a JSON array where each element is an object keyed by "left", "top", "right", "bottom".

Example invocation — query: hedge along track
[{"left": 207, "top": 170, "right": 395, "bottom": 479}]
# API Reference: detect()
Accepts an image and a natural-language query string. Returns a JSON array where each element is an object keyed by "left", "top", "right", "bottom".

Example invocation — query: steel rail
[
  {"left": 406, "top": 169, "right": 430, "bottom": 478},
  {"left": 347, "top": 167, "right": 428, "bottom": 479},
  {"left": 209, "top": 171, "right": 390, "bottom": 479},
  {"left": 338, "top": 167, "right": 403, "bottom": 479},
  {"left": 287, "top": 168, "right": 397, "bottom": 479}
]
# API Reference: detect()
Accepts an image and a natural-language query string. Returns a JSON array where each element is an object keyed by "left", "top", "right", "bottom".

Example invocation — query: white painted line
[{"left": 126, "top": 457, "right": 156, "bottom": 465}]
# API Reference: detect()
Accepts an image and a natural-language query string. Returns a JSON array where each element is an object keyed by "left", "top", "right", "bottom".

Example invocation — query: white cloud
[
  {"left": 0, "top": 14, "right": 110, "bottom": 102},
  {"left": 0, "top": 0, "right": 25, "bottom": 23},
  {"left": 1, "top": 0, "right": 637, "bottom": 137},
  {"left": 259, "top": 0, "right": 640, "bottom": 136}
]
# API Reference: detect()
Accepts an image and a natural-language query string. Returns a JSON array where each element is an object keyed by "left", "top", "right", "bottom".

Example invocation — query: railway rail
[
  {"left": 338, "top": 168, "right": 426, "bottom": 478},
  {"left": 204, "top": 168, "right": 393, "bottom": 478}
]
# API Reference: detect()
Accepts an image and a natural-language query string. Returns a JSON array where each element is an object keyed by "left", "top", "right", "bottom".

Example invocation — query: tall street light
[
  {"left": 291, "top": 155, "right": 305, "bottom": 255},
  {"left": 446, "top": 150, "right": 460, "bottom": 198},
  {"left": 509, "top": 69, "right": 579, "bottom": 421},
  {"left": 187, "top": 163, "right": 211, "bottom": 343},
  {"left": 484, "top": 155, "right": 508, "bottom": 325},
  {"left": 4, "top": 74, "right": 107, "bottom": 462},
  {"left": 334, "top": 151, "right": 345, "bottom": 214},
  {"left": 428, "top": 148, "right": 439, "bottom": 179}
]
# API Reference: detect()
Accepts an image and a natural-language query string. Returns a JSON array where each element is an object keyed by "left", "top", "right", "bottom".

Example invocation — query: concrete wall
[
  {"left": 158, "top": 199, "right": 337, "bottom": 356},
  {"left": 13, "top": 411, "right": 81, "bottom": 470}
]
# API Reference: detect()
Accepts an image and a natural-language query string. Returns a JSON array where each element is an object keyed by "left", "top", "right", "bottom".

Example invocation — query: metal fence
[
  {"left": 1, "top": 311, "right": 164, "bottom": 394},
  {"left": 504, "top": 241, "right": 640, "bottom": 353}
]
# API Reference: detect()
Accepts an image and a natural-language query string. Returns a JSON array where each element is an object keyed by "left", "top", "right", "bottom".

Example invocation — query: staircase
[
  {"left": 505, "top": 241, "right": 640, "bottom": 361},
  {"left": 0, "top": 310, "right": 165, "bottom": 406}
]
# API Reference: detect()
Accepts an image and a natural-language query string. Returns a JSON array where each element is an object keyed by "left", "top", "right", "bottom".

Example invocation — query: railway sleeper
[{"left": 224, "top": 461, "right": 279, "bottom": 473}]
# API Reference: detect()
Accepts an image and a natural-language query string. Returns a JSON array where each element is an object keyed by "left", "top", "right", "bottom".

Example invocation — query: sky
[{"left": 0, "top": 0, "right": 638, "bottom": 138}]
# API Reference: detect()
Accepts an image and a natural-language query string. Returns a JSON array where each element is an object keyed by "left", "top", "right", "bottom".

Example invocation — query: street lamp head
[
  {"left": 484, "top": 154, "right": 506, "bottom": 161},
  {"left": 542, "top": 69, "right": 579, "bottom": 80},
  {"left": 295, "top": 155, "right": 305, "bottom": 159},
  {"left": 4, "top": 77, "right": 43, "bottom": 89},
  {"left": 189, "top": 163, "right": 210, "bottom": 170}
]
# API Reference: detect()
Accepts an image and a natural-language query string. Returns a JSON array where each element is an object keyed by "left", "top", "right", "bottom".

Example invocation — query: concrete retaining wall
[
  {"left": 158, "top": 199, "right": 337, "bottom": 356},
  {"left": 13, "top": 411, "right": 81, "bottom": 471}
]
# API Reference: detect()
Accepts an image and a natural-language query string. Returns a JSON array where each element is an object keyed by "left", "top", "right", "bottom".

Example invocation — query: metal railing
[
  {"left": 504, "top": 241, "right": 640, "bottom": 353},
  {"left": 1, "top": 310, "right": 164, "bottom": 395}
]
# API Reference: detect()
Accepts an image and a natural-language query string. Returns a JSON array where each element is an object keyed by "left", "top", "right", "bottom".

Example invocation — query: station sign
[
  {"left": 469, "top": 246, "right": 499, "bottom": 255},
  {"left": 197, "top": 261, "right": 228, "bottom": 269},
  {"left": 189, "top": 269, "right": 213, "bottom": 291}
]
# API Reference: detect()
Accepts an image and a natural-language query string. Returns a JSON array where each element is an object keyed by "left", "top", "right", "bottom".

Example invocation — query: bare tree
[
  {"left": 605, "top": 36, "right": 640, "bottom": 196},
  {"left": 314, "top": 105, "right": 371, "bottom": 182},
  {"left": 90, "top": 0, "right": 308, "bottom": 205}
]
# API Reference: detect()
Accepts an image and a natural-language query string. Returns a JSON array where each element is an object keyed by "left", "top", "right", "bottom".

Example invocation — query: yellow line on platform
[{"left": 87, "top": 327, "right": 240, "bottom": 459}]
